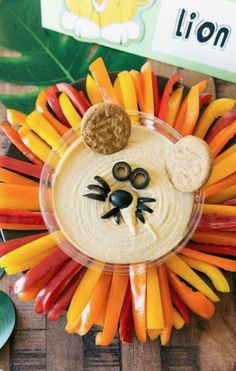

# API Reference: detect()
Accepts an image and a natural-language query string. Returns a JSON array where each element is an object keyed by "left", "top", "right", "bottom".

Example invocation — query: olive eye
[
  {"left": 130, "top": 168, "right": 150, "bottom": 189},
  {"left": 112, "top": 161, "right": 131, "bottom": 181}
]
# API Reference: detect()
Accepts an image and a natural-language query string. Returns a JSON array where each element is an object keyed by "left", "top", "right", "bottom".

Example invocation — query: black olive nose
[{"left": 109, "top": 190, "right": 133, "bottom": 209}]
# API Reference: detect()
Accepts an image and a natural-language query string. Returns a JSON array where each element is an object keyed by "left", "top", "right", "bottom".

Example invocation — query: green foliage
[{"left": 0, "top": 291, "right": 16, "bottom": 349}]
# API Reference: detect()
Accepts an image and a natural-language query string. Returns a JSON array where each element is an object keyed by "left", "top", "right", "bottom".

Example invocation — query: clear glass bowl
[{"left": 39, "top": 111, "right": 204, "bottom": 273}]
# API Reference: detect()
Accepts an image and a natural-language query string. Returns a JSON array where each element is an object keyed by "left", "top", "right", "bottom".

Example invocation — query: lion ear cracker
[
  {"left": 165, "top": 135, "right": 213, "bottom": 193},
  {"left": 81, "top": 103, "right": 131, "bottom": 155}
]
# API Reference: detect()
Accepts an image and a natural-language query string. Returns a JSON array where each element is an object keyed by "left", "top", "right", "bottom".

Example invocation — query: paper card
[{"left": 41, "top": 0, "right": 236, "bottom": 83}]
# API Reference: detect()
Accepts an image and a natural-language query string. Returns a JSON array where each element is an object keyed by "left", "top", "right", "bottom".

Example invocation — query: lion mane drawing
[{"left": 61, "top": 0, "right": 151, "bottom": 44}]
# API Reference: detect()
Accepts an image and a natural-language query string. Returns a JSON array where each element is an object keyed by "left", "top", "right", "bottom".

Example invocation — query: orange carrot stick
[
  {"left": 192, "top": 230, "right": 236, "bottom": 246},
  {"left": 204, "top": 172, "right": 236, "bottom": 199},
  {"left": 209, "top": 120, "right": 236, "bottom": 157}
]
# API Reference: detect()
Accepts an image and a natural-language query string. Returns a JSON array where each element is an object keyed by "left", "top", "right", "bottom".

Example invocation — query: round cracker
[
  {"left": 81, "top": 103, "right": 131, "bottom": 155},
  {"left": 166, "top": 135, "right": 213, "bottom": 192}
]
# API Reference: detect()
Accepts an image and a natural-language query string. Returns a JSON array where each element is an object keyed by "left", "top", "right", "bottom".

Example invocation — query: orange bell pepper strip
[
  {"left": 130, "top": 264, "right": 147, "bottom": 343},
  {"left": 174, "top": 97, "right": 187, "bottom": 132},
  {"left": 205, "top": 110, "right": 236, "bottom": 144},
  {"left": 207, "top": 152, "right": 236, "bottom": 185},
  {"left": 166, "top": 86, "right": 184, "bottom": 127},
  {"left": 89, "top": 57, "right": 118, "bottom": 104},
  {"left": 157, "top": 264, "right": 173, "bottom": 345},
  {"left": 206, "top": 185, "right": 236, "bottom": 204},
  {"left": 152, "top": 72, "right": 160, "bottom": 117},
  {"left": 209, "top": 120, "right": 236, "bottom": 157},
  {"left": 76, "top": 272, "right": 112, "bottom": 336},
  {"left": 0, "top": 184, "right": 39, "bottom": 211},
  {"left": 204, "top": 172, "right": 236, "bottom": 199},
  {"left": 18, "top": 126, "right": 51, "bottom": 163},
  {"left": 0, "top": 123, "right": 43, "bottom": 166},
  {"left": 158, "top": 73, "right": 182, "bottom": 122},
  {"left": 194, "top": 98, "right": 235, "bottom": 138},
  {"left": 0, "top": 167, "right": 38, "bottom": 187},
  {"left": 181, "top": 247, "right": 236, "bottom": 272},
  {"left": 66, "top": 263, "right": 104, "bottom": 333},
  {"left": 166, "top": 254, "right": 219, "bottom": 302},
  {"left": 0, "top": 156, "right": 42, "bottom": 179},
  {"left": 18, "top": 270, "right": 56, "bottom": 301},
  {"left": 0, "top": 223, "right": 46, "bottom": 231},
  {"left": 119, "top": 282, "right": 134, "bottom": 343},
  {"left": 192, "top": 230, "right": 236, "bottom": 246},
  {"left": 46, "top": 85, "right": 70, "bottom": 127},
  {"left": 86, "top": 74, "right": 103, "bottom": 105},
  {"left": 180, "top": 255, "right": 230, "bottom": 292},
  {"left": 113, "top": 77, "right": 124, "bottom": 107},
  {"left": 172, "top": 308, "right": 185, "bottom": 330},
  {"left": 35, "top": 90, "right": 68, "bottom": 136},
  {"left": 7, "top": 109, "right": 27, "bottom": 126},
  {"left": 95, "top": 271, "right": 129, "bottom": 346},
  {"left": 94, "top": 291, "right": 109, "bottom": 327},
  {"left": 130, "top": 70, "right": 144, "bottom": 111},
  {"left": 147, "top": 267, "right": 164, "bottom": 335},
  {"left": 202, "top": 203, "right": 236, "bottom": 217},
  {"left": 168, "top": 270, "right": 215, "bottom": 319},
  {"left": 118, "top": 71, "right": 138, "bottom": 123},
  {"left": 59, "top": 93, "right": 81, "bottom": 129},
  {"left": 141, "top": 61, "right": 154, "bottom": 114},
  {"left": 214, "top": 143, "right": 236, "bottom": 165}
]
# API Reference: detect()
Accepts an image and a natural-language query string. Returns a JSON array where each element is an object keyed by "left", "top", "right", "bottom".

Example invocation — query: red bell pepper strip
[
  {"left": 13, "top": 247, "right": 70, "bottom": 294},
  {"left": 157, "top": 74, "right": 182, "bottom": 122},
  {"left": 0, "top": 123, "right": 43, "bottom": 166},
  {"left": 221, "top": 198, "right": 236, "bottom": 206},
  {"left": 56, "top": 83, "right": 91, "bottom": 116},
  {"left": 0, "top": 232, "right": 47, "bottom": 257},
  {"left": 187, "top": 242, "right": 236, "bottom": 258},
  {"left": 34, "top": 259, "right": 82, "bottom": 313},
  {"left": 0, "top": 209, "right": 45, "bottom": 226},
  {"left": 205, "top": 110, "right": 236, "bottom": 144},
  {"left": 47, "top": 270, "right": 84, "bottom": 321},
  {"left": 152, "top": 72, "right": 160, "bottom": 117},
  {"left": 46, "top": 85, "right": 70, "bottom": 127},
  {"left": 197, "top": 214, "right": 236, "bottom": 231},
  {"left": 119, "top": 282, "right": 134, "bottom": 344},
  {"left": 199, "top": 93, "right": 213, "bottom": 109},
  {"left": 0, "top": 156, "right": 42, "bottom": 179},
  {"left": 170, "top": 287, "right": 191, "bottom": 324}
]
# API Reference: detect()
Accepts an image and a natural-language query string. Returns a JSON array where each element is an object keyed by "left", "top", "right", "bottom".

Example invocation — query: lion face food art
[{"left": 61, "top": 0, "right": 152, "bottom": 44}]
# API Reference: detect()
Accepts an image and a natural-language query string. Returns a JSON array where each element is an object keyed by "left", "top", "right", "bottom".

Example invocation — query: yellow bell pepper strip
[
  {"left": 0, "top": 232, "right": 47, "bottom": 257},
  {"left": 113, "top": 77, "right": 124, "bottom": 107},
  {"left": 0, "top": 233, "right": 57, "bottom": 269},
  {"left": 158, "top": 73, "right": 182, "bottom": 122},
  {"left": 18, "top": 270, "right": 56, "bottom": 302},
  {"left": 0, "top": 167, "right": 38, "bottom": 187},
  {"left": 5, "top": 247, "right": 56, "bottom": 275},
  {"left": 147, "top": 267, "right": 164, "bottom": 334},
  {"left": 180, "top": 255, "right": 230, "bottom": 292},
  {"left": 187, "top": 242, "right": 236, "bottom": 258},
  {"left": 89, "top": 57, "right": 118, "bottom": 104},
  {"left": 206, "top": 185, "right": 236, "bottom": 205},
  {"left": 119, "top": 282, "right": 134, "bottom": 343},
  {"left": 166, "top": 254, "right": 219, "bottom": 302},
  {"left": 130, "top": 70, "right": 144, "bottom": 111},
  {"left": 26, "top": 111, "right": 65, "bottom": 156},
  {"left": 148, "top": 330, "right": 161, "bottom": 341},
  {"left": 59, "top": 93, "right": 81, "bottom": 129},
  {"left": 166, "top": 86, "right": 184, "bottom": 127},
  {"left": 0, "top": 184, "right": 39, "bottom": 211},
  {"left": 157, "top": 264, "right": 173, "bottom": 346},
  {"left": 172, "top": 308, "right": 185, "bottom": 330},
  {"left": 0, "top": 156, "right": 42, "bottom": 179},
  {"left": 152, "top": 72, "right": 160, "bottom": 117},
  {"left": 56, "top": 84, "right": 91, "bottom": 116},
  {"left": 168, "top": 270, "right": 215, "bottom": 319},
  {"left": 118, "top": 71, "right": 138, "bottom": 123},
  {"left": 86, "top": 74, "right": 103, "bottom": 105},
  {"left": 0, "top": 209, "right": 45, "bottom": 231},
  {"left": 18, "top": 126, "right": 51, "bottom": 163},
  {"left": 0, "top": 123, "right": 43, "bottom": 166},
  {"left": 194, "top": 98, "right": 235, "bottom": 138},
  {"left": 130, "top": 264, "right": 147, "bottom": 343},
  {"left": 192, "top": 230, "right": 236, "bottom": 246},
  {"left": 76, "top": 273, "right": 112, "bottom": 336},
  {"left": 170, "top": 287, "right": 191, "bottom": 324},
  {"left": 46, "top": 85, "right": 70, "bottom": 127},
  {"left": 141, "top": 61, "right": 154, "bottom": 114},
  {"left": 66, "top": 263, "right": 104, "bottom": 333},
  {"left": 95, "top": 271, "right": 129, "bottom": 346},
  {"left": 204, "top": 172, "right": 236, "bottom": 200},
  {"left": 181, "top": 247, "right": 236, "bottom": 272},
  {"left": 7, "top": 109, "right": 27, "bottom": 126},
  {"left": 202, "top": 204, "right": 236, "bottom": 217},
  {"left": 47, "top": 271, "right": 84, "bottom": 321},
  {"left": 214, "top": 143, "right": 236, "bottom": 165},
  {"left": 35, "top": 90, "right": 68, "bottom": 136},
  {"left": 207, "top": 152, "right": 236, "bottom": 185},
  {"left": 209, "top": 120, "right": 236, "bottom": 157},
  {"left": 205, "top": 110, "right": 236, "bottom": 144}
]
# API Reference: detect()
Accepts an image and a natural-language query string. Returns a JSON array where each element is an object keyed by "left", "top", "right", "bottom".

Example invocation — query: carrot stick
[
  {"left": 192, "top": 230, "right": 236, "bottom": 246},
  {"left": 209, "top": 120, "right": 236, "bottom": 157},
  {"left": 0, "top": 167, "right": 38, "bottom": 187},
  {"left": 204, "top": 172, "right": 236, "bottom": 199}
]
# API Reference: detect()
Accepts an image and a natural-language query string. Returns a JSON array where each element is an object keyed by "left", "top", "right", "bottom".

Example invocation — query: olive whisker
[
  {"left": 83, "top": 193, "right": 106, "bottom": 202},
  {"left": 114, "top": 209, "right": 121, "bottom": 224},
  {"left": 101, "top": 207, "right": 119, "bottom": 219},
  {"left": 137, "top": 204, "right": 153, "bottom": 213},
  {"left": 136, "top": 210, "right": 145, "bottom": 223},
  {"left": 87, "top": 184, "right": 108, "bottom": 197},
  {"left": 138, "top": 197, "right": 156, "bottom": 203},
  {"left": 94, "top": 176, "right": 111, "bottom": 194}
]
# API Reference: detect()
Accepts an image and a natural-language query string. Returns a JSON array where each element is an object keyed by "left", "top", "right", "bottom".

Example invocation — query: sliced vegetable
[
  {"left": 59, "top": 92, "right": 81, "bottom": 129},
  {"left": 205, "top": 110, "right": 236, "bottom": 144},
  {"left": 166, "top": 86, "right": 184, "bottom": 127},
  {"left": 0, "top": 167, "right": 38, "bottom": 186},
  {"left": 199, "top": 93, "right": 213, "bottom": 109},
  {"left": 209, "top": 120, "right": 236, "bottom": 157},
  {"left": 0, "top": 234, "right": 47, "bottom": 258},
  {"left": 0, "top": 209, "right": 45, "bottom": 229},
  {"left": 7, "top": 109, "right": 27, "bottom": 126},
  {"left": 170, "top": 287, "right": 191, "bottom": 324},
  {"left": 204, "top": 173, "right": 236, "bottom": 199},
  {"left": 192, "top": 230, "right": 236, "bottom": 246},
  {"left": 207, "top": 152, "right": 236, "bottom": 185},
  {"left": 119, "top": 282, "right": 134, "bottom": 344},
  {"left": 147, "top": 267, "right": 164, "bottom": 333},
  {"left": 130, "top": 70, "right": 144, "bottom": 110},
  {"left": 118, "top": 71, "right": 138, "bottom": 115},
  {"left": 172, "top": 308, "right": 185, "bottom": 330},
  {"left": 46, "top": 85, "right": 70, "bottom": 127},
  {"left": 0, "top": 184, "right": 39, "bottom": 210},
  {"left": 113, "top": 77, "right": 124, "bottom": 107},
  {"left": 18, "top": 270, "right": 57, "bottom": 301},
  {"left": 214, "top": 143, "right": 236, "bottom": 165},
  {"left": 0, "top": 156, "right": 42, "bottom": 179},
  {"left": 187, "top": 242, "right": 236, "bottom": 258},
  {"left": 152, "top": 72, "right": 160, "bottom": 117},
  {"left": 86, "top": 74, "right": 103, "bottom": 105},
  {"left": 158, "top": 73, "right": 182, "bottom": 122},
  {"left": 18, "top": 126, "right": 51, "bottom": 163},
  {"left": 141, "top": 61, "right": 154, "bottom": 114}
]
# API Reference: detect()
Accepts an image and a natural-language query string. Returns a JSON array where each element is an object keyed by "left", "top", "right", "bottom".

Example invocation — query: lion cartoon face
[{"left": 61, "top": 0, "right": 153, "bottom": 44}]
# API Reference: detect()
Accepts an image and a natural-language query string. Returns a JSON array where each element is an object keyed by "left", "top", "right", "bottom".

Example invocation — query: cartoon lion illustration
[{"left": 61, "top": 0, "right": 151, "bottom": 44}]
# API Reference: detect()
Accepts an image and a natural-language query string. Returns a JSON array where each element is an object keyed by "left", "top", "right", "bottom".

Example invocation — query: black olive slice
[
  {"left": 137, "top": 204, "right": 153, "bottom": 213},
  {"left": 83, "top": 193, "right": 106, "bottom": 202},
  {"left": 112, "top": 161, "right": 131, "bottom": 181},
  {"left": 109, "top": 190, "right": 133, "bottom": 209},
  {"left": 94, "top": 176, "right": 111, "bottom": 194},
  {"left": 101, "top": 207, "right": 119, "bottom": 219},
  {"left": 130, "top": 168, "right": 150, "bottom": 189},
  {"left": 87, "top": 184, "right": 107, "bottom": 197},
  {"left": 136, "top": 210, "right": 145, "bottom": 223},
  {"left": 138, "top": 197, "right": 156, "bottom": 203},
  {"left": 114, "top": 209, "right": 121, "bottom": 224}
]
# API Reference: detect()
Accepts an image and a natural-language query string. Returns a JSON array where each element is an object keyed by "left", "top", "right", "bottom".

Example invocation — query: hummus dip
[{"left": 52, "top": 126, "right": 194, "bottom": 264}]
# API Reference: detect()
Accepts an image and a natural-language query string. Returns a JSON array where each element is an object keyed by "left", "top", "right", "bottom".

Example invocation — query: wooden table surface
[{"left": 0, "top": 61, "right": 236, "bottom": 371}]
